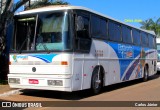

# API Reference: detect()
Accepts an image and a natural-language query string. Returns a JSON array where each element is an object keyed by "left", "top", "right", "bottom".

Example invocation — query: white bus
[
  {"left": 156, "top": 38, "right": 160, "bottom": 71},
  {"left": 8, "top": 5, "right": 157, "bottom": 94}
]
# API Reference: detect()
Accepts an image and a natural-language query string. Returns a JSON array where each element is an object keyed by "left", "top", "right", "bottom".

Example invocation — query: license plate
[{"left": 29, "top": 79, "right": 39, "bottom": 84}]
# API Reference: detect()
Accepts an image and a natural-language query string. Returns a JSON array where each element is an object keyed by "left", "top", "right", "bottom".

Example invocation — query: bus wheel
[
  {"left": 143, "top": 65, "right": 148, "bottom": 81},
  {"left": 91, "top": 67, "right": 103, "bottom": 94}
]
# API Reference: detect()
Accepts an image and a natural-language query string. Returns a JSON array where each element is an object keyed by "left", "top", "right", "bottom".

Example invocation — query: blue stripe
[
  {"left": 122, "top": 51, "right": 155, "bottom": 81},
  {"left": 29, "top": 54, "right": 58, "bottom": 63}
]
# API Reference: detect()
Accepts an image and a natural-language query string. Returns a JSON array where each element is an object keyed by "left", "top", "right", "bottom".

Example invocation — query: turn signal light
[{"left": 61, "top": 61, "right": 68, "bottom": 65}]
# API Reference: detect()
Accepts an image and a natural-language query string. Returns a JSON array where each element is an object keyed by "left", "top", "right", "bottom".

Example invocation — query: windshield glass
[{"left": 10, "top": 11, "right": 72, "bottom": 52}]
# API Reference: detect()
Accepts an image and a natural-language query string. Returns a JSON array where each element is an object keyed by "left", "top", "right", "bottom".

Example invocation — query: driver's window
[
  {"left": 75, "top": 13, "right": 91, "bottom": 52},
  {"left": 76, "top": 15, "right": 89, "bottom": 39}
]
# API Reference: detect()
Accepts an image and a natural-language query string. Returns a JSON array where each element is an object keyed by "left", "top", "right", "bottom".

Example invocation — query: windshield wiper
[
  {"left": 36, "top": 43, "right": 50, "bottom": 54},
  {"left": 43, "top": 44, "right": 50, "bottom": 53},
  {"left": 18, "top": 36, "right": 29, "bottom": 53}
]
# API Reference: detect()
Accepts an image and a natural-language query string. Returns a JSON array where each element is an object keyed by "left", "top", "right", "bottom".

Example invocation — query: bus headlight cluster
[
  {"left": 47, "top": 80, "right": 63, "bottom": 86},
  {"left": 9, "top": 78, "right": 20, "bottom": 84}
]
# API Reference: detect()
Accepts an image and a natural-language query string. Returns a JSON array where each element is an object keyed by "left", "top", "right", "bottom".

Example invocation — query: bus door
[{"left": 73, "top": 11, "right": 92, "bottom": 90}]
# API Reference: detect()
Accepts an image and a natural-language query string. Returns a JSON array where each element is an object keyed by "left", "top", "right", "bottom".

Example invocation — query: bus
[
  {"left": 156, "top": 38, "right": 160, "bottom": 71},
  {"left": 8, "top": 5, "right": 157, "bottom": 94}
]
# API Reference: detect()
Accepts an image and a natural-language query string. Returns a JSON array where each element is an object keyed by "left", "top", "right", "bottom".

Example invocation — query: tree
[
  {"left": 25, "top": 0, "right": 69, "bottom": 10},
  {"left": 140, "top": 19, "right": 153, "bottom": 30},
  {"left": 140, "top": 18, "right": 160, "bottom": 37},
  {"left": 150, "top": 18, "right": 160, "bottom": 37},
  {"left": 0, "top": 0, "right": 30, "bottom": 81}
]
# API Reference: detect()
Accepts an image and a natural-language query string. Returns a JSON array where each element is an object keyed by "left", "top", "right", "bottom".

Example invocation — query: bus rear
[
  {"left": 156, "top": 38, "right": 160, "bottom": 71},
  {"left": 8, "top": 8, "right": 74, "bottom": 91}
]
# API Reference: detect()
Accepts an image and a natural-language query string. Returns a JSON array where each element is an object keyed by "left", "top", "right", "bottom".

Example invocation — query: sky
[
  {"left": 15, "top": 0, "right": 160, "bottom": 28},
  {"left": 66, "top": 0, "right": 160, "bottom": 27}
]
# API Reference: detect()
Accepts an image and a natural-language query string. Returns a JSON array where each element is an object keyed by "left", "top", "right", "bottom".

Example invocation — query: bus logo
[
  {"left": 118, "top": 44, "right": 134, "bottom": 58},
  {"left": 12, "top": 55, "right": 28, "bottom": 62},
  {"left": 13, "top": 55, "right": 17, "bottom": 62},
  {"left": 126, "top": 51, "right": 133, "bottom": 58}
]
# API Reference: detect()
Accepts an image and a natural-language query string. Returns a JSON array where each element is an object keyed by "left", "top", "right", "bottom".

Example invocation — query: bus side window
[
  {"left": 141, "top": 32, "right": 148, "bottom": 47},
  {"left": 75, "top": 14, "right": 91, "bottom": 52},
  {"left": 76, "top": 15, "right": 89, "bottom": 39}
]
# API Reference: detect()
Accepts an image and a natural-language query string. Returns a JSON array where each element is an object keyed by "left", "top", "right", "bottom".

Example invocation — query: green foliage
[
  {"left": 51, "top": 0, "right": 69, "bottom": 5},
  {"left": 140, "top": 18, "right": 160, "bottom": 37},
  {"left": 25, "top": 0, "right": 69, "bottom": 10}
]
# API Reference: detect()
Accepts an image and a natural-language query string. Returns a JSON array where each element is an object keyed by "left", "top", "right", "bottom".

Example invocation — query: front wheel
[{"left": 91, "top": 68, "right": 103, "bottom": 94}]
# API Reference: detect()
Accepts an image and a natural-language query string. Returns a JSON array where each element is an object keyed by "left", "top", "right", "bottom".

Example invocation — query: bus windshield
[{"left": 11, "top": 11, "right": 72, "bottom": 52}]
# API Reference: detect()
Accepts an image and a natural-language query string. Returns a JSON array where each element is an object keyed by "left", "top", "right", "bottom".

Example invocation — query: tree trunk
[
  {"left": 0, "top": 0, "right": 30, "bottom": 81},
  {"left": 0, "top": 51, "right": 9, "bottom": 81},
  {"left": 0, "top": 22, "right": 8, "bottom": 81}
]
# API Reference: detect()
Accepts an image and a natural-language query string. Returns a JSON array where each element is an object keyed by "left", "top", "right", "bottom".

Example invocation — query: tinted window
[
  {"left": 75, "top": 14, "right": 91, "bottom": 52},
  {"left": 108, "top": 21, "right": 121, "bottom": 42},
  {"left": 76, "top": 15, "right": 89, "bottom": 39},
  {"left": 153, "top": 37, "right": 156, "bottom": 48},
  {"left": 91, "top": 15, "right": 107, "bottom": 39},
  {"left": 148, "top": 34, "right": 155, "bottom": 48},
  {"left": 132, "top": 29, "right": 141, "bottom": 45},
  {"left": 141, "top": 32, "right": 148, "bottom": 47},
  {"left": 122, "top": 25, "right": 132, "bottom": 44}
]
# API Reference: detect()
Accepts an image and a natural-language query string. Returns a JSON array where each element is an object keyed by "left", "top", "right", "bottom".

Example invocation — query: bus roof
[{"left": 15, "top": 5, "right": 156, "bottom": 36}]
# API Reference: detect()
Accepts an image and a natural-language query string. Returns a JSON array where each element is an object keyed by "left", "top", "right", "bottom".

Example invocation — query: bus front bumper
[{"left": 8, "top": 74, "right": 72, "bottom": 92}]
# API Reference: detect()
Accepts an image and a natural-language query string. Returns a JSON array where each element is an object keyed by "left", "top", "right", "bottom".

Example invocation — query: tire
[
  {"left": 91, "top": 67, "right": 103, "bottom": 94},
  {"left": 143, "top": 65, "right": 148, "bottom": 81}
]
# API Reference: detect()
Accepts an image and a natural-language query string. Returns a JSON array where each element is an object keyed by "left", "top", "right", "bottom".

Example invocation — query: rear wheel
[
  {"left": 143, "top": 65, "right": 148, "bottom": 81},
  {"left": 91, "top": 67, "right": 103, "bottom": 94}
]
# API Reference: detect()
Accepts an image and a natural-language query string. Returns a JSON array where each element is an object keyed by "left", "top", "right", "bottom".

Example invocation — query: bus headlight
[
  {"left": 9, "top": 78, "right": 20, "bottom": 84},
  {"left": 47, "top": 80, "right": 63, "bottom": 86}
]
